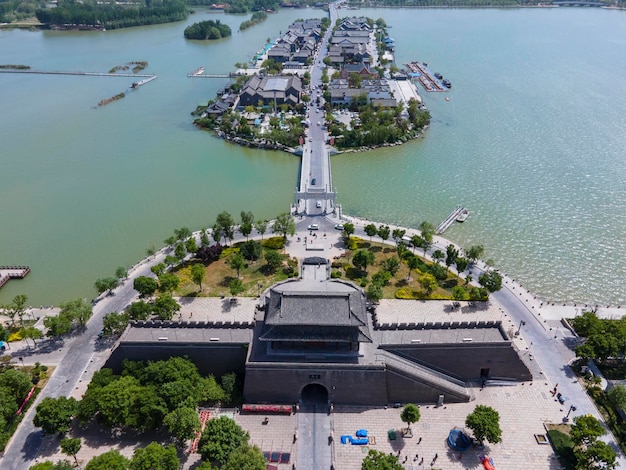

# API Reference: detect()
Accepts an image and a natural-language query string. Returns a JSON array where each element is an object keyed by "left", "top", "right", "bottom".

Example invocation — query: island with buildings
[{"left": 193, "top": 15, "right": 430, "bottom": 153}]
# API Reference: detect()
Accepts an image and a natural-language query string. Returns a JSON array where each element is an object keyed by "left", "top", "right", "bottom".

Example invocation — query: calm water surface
[{"left": 1, "top": 7, "right": 625, "bottom": 305}]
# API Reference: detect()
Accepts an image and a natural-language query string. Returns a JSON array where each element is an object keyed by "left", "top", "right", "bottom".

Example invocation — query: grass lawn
[
  {"left": 173, "top": 242, "right": 296, "bottom": 297},
  {"left": 331, "top": 238, "right": 465, "bottom": 300},
  {"left": 546, "top": 425, "right": 576, "bottom": 470}
]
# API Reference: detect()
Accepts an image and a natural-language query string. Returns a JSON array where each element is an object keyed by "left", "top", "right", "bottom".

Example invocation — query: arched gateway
[{"left": 301, "top": 383, "right": 329, "bottom": 405}]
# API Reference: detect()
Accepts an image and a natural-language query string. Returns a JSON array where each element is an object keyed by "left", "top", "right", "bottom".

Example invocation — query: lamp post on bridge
[{"left": 515, "top": 320, "right": 526, "bottom": 336}]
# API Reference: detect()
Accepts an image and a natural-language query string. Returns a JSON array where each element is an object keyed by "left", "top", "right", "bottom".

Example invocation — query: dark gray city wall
[
  {"left": 244, "top": 364, "right": 388, "bottom": 405},
  {"left": 385, "top": 370, "right": 468, "bottom": 405},
  {"left": 382, "top": 343, "right": 532, "bottom": 382},
  {"left": 105, "top": 342, "right": 249, "bottom": 378}
]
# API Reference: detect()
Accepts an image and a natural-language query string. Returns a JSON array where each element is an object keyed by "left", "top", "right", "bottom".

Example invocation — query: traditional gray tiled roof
[{"left": 261, "top": 280, "right": 372, "bottom": 343}]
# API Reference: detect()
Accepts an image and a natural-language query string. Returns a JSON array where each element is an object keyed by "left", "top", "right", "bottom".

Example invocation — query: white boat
[
  {"left": 456, "top": 209, "right": 469, "bottom": 222},
  {"left": 192, "top": 66, "right": 204, "bottom": 76}
]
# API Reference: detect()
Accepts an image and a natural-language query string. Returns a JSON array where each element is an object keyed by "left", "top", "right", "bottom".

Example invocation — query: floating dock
[
  {"left": 130, "top": 75, "right": 157, "bottom": 88},
  {"left": 436, "top": 206, "right": 468, "bottom": 234},
  {"left": 404, "top": 61, "right": 449, "bottom": 92},
  {"left": 0, "top": 266, "right": 30, "bottom": 290}
]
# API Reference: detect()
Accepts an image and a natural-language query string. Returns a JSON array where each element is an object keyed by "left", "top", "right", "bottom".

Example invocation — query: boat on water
[
  {"left": 442, "top": 79, "right": 452, "bottom": 89},
  {"left": 456, "top": 209, "right": 469, "bottom": 222},
  {"left": 192, "top": 66, "right": 205, "bottom": 76},
  {"left": 434, "top": 72, "right": 443, "bottom": 80},
  {"left": 130, "top": 76, "right": 157, "bottom": 89}
]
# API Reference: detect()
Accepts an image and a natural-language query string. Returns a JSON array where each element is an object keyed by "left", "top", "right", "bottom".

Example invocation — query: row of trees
[
  {"left": 31, "top": 356, "right": 264, "bottom": 470},
  {"left": 184, "top": 19, "right": 232, "bottom": 40},
  {"left": 572, "top": 311, "right": 626, "bottom": 361},
  {"left": 239, "top": 11, "right": 267, "bottom": 30},
  {"left": 0, "top": 367, "right": 39, "bottom": 450},
  {"left": 33, "top": 357, "right": 239, "bottom": 437},
  {"left": 36, "top": 0, "right": 188, "bottom": 30},
  {"left": 31, "top": 441, "right": 180, "bottom": 470}
]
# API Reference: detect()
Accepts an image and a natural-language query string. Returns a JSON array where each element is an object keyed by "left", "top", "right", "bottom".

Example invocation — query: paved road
[
  {"left": 298, "top": 3, "right": 339, "bottom": 217},
  {"left": 0, "top": 249, "right": 168, "bottom": 468},
  {"left": 297, "top": 404, "right": 332, "bottom": 470}
]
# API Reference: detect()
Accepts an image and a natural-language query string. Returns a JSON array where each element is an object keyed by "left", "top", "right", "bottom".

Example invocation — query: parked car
[
  {"left": 316, "top": 200, "right": 322, "bottom": 208},
  {"left": 308, "top": 224, "right": 319, "bottom": 230},
  {"left": 334, "top": 224, "right": 344, "bottom": 230}
]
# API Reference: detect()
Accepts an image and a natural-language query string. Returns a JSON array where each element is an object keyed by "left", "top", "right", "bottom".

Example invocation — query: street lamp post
[
  {"left": 564, "top": 405, "right": 577, "bottom": 422},
  {"left": 516, "top": 320, "right": 526, "bottom": 336}
]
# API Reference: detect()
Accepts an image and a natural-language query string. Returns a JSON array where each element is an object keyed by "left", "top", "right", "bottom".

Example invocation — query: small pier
[
  {"left": 0, "top": 266, "right": 30, "bottom": 290},
  {"left": 187, "top": 72, "right": 237, "bottom": 79},
  {"left": 0, "top": 69, "right": 154, "bottom": 78},
  {"left": 436, "top": 206, "right": 467, "bottom": 234},
  {"left": 404, "top": 61, "right": 448, "bottom": 92}
]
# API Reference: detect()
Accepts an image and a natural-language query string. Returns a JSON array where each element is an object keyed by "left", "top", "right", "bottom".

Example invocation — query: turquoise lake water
[{"left": 1, "top": 7, "right": 625, "bottom": 306}]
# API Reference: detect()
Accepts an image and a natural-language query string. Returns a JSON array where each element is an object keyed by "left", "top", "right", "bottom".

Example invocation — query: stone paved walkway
[{"left": 333, "top": 381, "right": 563, "bottom": 469}]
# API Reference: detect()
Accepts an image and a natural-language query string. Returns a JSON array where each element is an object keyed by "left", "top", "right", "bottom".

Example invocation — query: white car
[
  {"left": 316, "top": 200, "right": 322, "bottom": 208},
  {"left": 334, "top": 224, "right": 344, "bottom": 230},
  {"left": 308, "top": 224, "right": 319, "bottom": 230}
]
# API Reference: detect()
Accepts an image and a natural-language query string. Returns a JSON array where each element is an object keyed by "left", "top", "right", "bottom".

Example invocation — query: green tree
[
  {"left": 127, "top": 301, "right": 152, "bottom": 321},
  {"left": 352, "top": 249, "right": 375, "bottom": 273},
  {"left": 479, "top": 271, "right": 503, "bottom": 292},
  {"left": 445, "top": 244, "right": 458, "bottom": 267},
  {"left": 361, "top": 449, "right": 403, "bottom": 470},
  {"left": 1, "top": 294, "right": 28, "bottom": 326},
  {"left": 150, "top": 263, "right": 166, "bottom": 277},
  {"left": 366, "top": 283, "right": 383, "bottom": 303},
  {"left": 185, "top": 238, "right": 198, "bottom": 254},
  {"left": 240, "top": 240, "right": 262, "bottom": 261},
  {"left": 240, "top": 211, "right": 255, "bottom": 239},
  {"left": 164, "top": 406, "right": 201, "bottom": 447},
  {"left": 419, "top": 273, "right": 437, "bottom": 295},
  {"left": 465, "top": 405, "right": 502, "bottom": 444},
  {"left": 406, "top": 255, "right": 419, "bottom": 281},
  {"left": 20, "top": 325, "right": 43, "bottom": 348},
  {"left": 570, "top": 414, "right": 606, "bottom": 447},
  {"left": 452, "top": 286, "right": 468, "bottom": 301},
  {"left": 30, "top": 461, "right": 74, "bottom": 470},
  {"left": 60, "top": 437, "right": 81, "bottom": 467},
  {"left": 364, "top": 223, "right": 378, "bottom": 242},
  {"left": 229, "top": 278, "right": 245, "bottom": 297},
  {"left": 455, "top": 257, "right": 469, "bottom": 273},
  {"left": 432, "top": 249, "right": 445, "bottom": 264},
  {"left": 130, "top": 442, "right": 179, "bottom": 470},
  {"left": 85, "top": 450, "right": 130, "bottom": 470},
  {"left": 102, "top": 312, "right": 129, "bottom": 336},
  {"left": 382, "top": 256, "right": 400, "bottom": 276},
  {"left": 410, "top": 234, "right": 424, "bottom": 254},
  {"left": 574, "top": 439, "right": 617, "bottom": 470},
  {"left": 200, "top": 228, "right": 210, "bottom": 247},
  {"left": 199, "top": 415, "right": 250, "bottom": 466},
  {"left": 115, "top": 266, "right": 128, "bottom": 280},
  {"left": 607, "top": 385, "right": 626, "bottom": 411},
  {"left": 216, "top": 211, "right": 235, "bottom": 245},
  {"left": 272, "top": 213, "right": 296, "bottom": 241},
  {"left": 34, "top": 396, "right": 78, "bottom": 435},
  {"left": 419, "top": 221, "right": 435, "bottom": 246},
  {"left": 466, "top": 245, "right": 485, "bottom": 263},
  {"left": 174, "top": 242, "right": 186, "bottom": 261},
  {"left": 342, "top": 222, "right": 355, "bottom": 238},
  {"left": 372, "top": 270, "right": 392, "bottom": 287},
  {"left": 229, "top": 252, "right": 245, "bottom": 278},
  {"left": 44, "top": 314, "right": 72, "bottom": 337},
  {"left": 133, "top": 276, "right": 158, "bottom": 298},
  {"left": 223, "top": 444, "right": 266, "bottom": 470},
  {"left": 59, "top": 298, "right": 92, "bottom": 327},
  {"left": 158, "top": 273, "right": 180, "bottom": 294},
  {"left": 400, "top": 403, "right": 420, "bottom": 432},
  {"left": 152, "top": 293, "right": 180, "bottom": 321},
  {"left": 0, "top": 368, "right": 33, "bottom": 402},
  {"left": 377, "top": 225, "right": 390, "bottom": 245},
  {"left": 175, "top": 227, "right": 192, "bottom": 241},
  {"left": 191, "top": 264, "right": 205, "bottom": 291},
  {"left": 264, "top": 250, "right": 283, "bottom": 272},
  {"left": 392, "top": 229, "right": 406, "bottom": 245},
  {"left": 254, "top": 220, "right": 268, "bottom": 240}
]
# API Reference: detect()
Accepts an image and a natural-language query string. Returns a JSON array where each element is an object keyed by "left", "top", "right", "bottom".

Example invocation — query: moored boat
[{"left": 456, "top": 209, "right": 469, "bottom": 222}]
